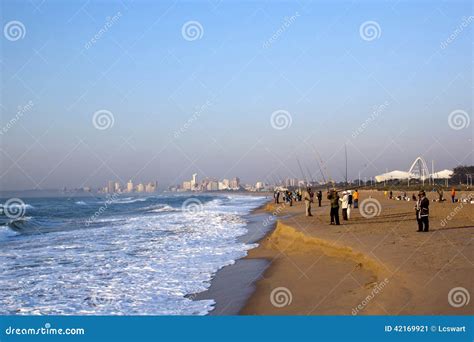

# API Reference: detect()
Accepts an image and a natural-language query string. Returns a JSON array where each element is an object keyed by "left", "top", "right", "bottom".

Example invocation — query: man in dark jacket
[
  {"left": 327, "top": 189, "right": 340, "bottom": 225},
  {"left": 415, "top": 190, "right": 429, "bottom": 232},
  {"left": 304, "top": 187, "right": 314, "bottom": 216},
  {"left": 317, "top": 190, "right": 322, "bottom": 207}
]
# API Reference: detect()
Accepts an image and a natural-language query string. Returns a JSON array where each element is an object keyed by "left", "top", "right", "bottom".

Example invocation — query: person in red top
[{"left": 451, "top": 188, "right": 456, "bottom": 203}]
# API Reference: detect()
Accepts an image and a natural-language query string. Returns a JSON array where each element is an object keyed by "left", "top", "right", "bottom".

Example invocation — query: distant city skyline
[{"left": 1, "top": 1, "right": 472, "bottom": 191}]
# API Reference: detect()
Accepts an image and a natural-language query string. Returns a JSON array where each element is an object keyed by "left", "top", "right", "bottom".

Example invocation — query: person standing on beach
[
  {"left": 304, "top": 187, "right": 313, "bottom": 217},
  {"left": 437, "top": 188, "right": 444, "bottom": 202},
  {"left": 353, "top": 190, "right": 359, "bottom": 208},
  {"left": 327, "top": 190, "right": 340, "bottom": 225},
  {"left": 274, "top": 190, "right": 280, "bottom": 204},
  {"left": 347, "top": 191, "right": 353, "bottom": 219},
  {"left": 317, "top": 190, "right": 322, "bottom": 207},
  {"left": 287, "top": 190, "right": 293, "bottom": 207},
  {"left": 451, "top": 188, "right": 456, "bottom": 203},
  {"left": 340, "top": 191, "right": 349, "bottom": 221},
  {"left": 415, "top": 190, "right": 429, "bottom": 232}
]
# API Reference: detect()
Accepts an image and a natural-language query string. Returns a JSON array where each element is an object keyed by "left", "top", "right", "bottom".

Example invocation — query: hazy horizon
[{"left": 1, "top": 0, "right": 472, "bottom": 191}]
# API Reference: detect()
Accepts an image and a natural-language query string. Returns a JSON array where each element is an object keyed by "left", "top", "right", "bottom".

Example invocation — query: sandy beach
[{"left": 240, "top": 190, "right": 474, "bottom": 315}]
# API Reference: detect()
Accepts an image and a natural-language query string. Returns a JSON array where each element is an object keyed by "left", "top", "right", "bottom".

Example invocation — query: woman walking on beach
[{"left": 415, "top": 190, "right": 429, "bottom": 232}]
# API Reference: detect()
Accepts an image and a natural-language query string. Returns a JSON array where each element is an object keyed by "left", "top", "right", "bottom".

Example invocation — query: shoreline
[
  {"left": 193, "top": 197, "right": 275, "bottom": 315},
  {"left": 239, "top": 191, "right": 473, "bottom": 315}
]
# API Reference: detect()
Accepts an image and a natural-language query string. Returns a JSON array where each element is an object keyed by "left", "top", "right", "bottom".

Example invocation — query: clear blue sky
[{"left": 1, "top": 0, "right": 472, "bottom": 190}]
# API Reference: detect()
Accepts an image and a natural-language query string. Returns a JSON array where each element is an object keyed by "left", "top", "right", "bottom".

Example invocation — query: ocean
[{"left": 0, "top": 193, "right": 268, "bottom": 315}]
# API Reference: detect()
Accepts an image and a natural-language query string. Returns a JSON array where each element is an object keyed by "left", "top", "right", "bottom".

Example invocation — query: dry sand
[{"left": 240, "top": 190, "right": 474, "bottom": 315}]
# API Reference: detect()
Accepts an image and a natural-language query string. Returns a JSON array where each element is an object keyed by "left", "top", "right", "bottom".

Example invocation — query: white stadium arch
[
  {"left": 374, "top": 157, "right": 452, "bottom": 183},
  {"left": 407, "top": 157, "right": 430, "bottom": 181}
]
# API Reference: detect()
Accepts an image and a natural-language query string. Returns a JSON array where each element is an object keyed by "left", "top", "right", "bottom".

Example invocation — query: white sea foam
[{"left": 0, "top": 194, "right": 267, "bottom": 315}]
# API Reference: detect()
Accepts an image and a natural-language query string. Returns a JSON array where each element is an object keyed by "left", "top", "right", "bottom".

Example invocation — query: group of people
[
  {"left": 386, "top": 190, "right": 412, "bottom": 201},
  {"left": 274, "top": 185, "right": 440, "bottom": 233},
  {"left": 303, "top": 186, "right": 431, "bottom": 232},
  {"left": 273, "top": 189, "right": 303, "bottom": 206},
  {"left": 326, "top": 189, "right": 360, "bottom": 225},
  {"left": 301, "top": 188, "right": 323, "bottom": 217},
  {"left": 302, "top": 187, "right": 359, "bottom": 225}
]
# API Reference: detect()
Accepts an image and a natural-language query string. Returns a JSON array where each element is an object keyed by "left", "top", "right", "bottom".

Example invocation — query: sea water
[{"left": 0, "top": 194, "right": 267, "bottom": 315}]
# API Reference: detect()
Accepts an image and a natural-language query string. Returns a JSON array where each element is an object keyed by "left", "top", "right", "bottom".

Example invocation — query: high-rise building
[
  {"left": 284, "top": 178, "right": 298, "bottom": 187},
  {"left": 182, "top": 181, "right": 192, "bottom": 191},
  {"left": 207, "top": 180, "right": 219, "bottom": 191},
  {"left": 230, "top": 177, "right": 240, "bottom": 189},
  {"left": 127, "top": 180, "right": 134, "bottom": 193},
  {"left": 115, "top": 182, "right": 121, "bottom": 192},
  {"left": 191, "top": 173, "right": 198, "bottom": 189},
  {"left": 145, "top": 182, "right": 157, "bottom": 193},
  {"left": 137, "top": 183, "right": 145, "bottom": 193},
  {"left": 107, "top": 180, "right": 114, "bottom": 194}
]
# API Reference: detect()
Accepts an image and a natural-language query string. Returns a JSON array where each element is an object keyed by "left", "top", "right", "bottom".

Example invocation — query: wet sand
[
  {"left": 240, "top": 190, "right": 474, "bottom": 315},
  {"left": 194, "top": 204, "right": 274, "bottom": 315}
]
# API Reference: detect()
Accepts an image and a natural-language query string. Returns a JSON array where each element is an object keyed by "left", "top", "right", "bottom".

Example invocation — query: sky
[{"left": 0, "top": 0, "right": 472, "bottom": 190}]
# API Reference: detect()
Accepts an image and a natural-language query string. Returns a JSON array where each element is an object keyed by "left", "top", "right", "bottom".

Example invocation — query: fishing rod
[
  {"left": 306, "top": 165, "right": 314, "bottom": 183},
  {"left": 345, "top": 143, "right": 348, "bottom": 186},
  {"left": 296, "top": 157, "right": 307, "bottom": 185},
  {"left": 313, "top": 146, "right": 328, "bottom": 184}
]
